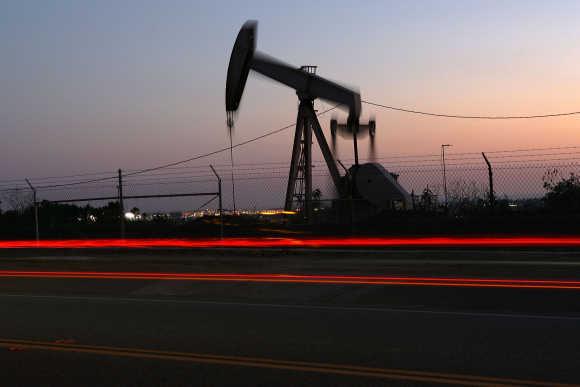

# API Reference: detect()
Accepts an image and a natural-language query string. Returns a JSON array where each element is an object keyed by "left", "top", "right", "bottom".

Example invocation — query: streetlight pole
[{"left": 441, "top": 144, "right": 452, "bottom": 212}]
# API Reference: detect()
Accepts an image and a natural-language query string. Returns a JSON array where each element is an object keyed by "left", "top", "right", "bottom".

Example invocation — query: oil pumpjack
[{"left": 226, "top": 21, "right": 410, "bottom": 220}]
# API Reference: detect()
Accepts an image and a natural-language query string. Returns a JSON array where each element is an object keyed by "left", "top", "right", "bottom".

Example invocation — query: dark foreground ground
[{"left": 1, "top": 247, "right": 580, "bottom": 386}]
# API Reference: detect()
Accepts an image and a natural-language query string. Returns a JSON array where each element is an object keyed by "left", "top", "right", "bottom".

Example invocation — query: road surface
[{"left": 0, "top": 249, "right": 579, "bottom": 386}]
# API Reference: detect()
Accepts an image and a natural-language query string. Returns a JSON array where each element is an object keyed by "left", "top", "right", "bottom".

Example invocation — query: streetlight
[{"left": 441, "top": 144, "right": 452, "bottom": 211}]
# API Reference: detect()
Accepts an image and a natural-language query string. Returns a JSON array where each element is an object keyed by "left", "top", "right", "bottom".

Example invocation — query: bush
[{"left": 543, "top": 170, "right": 580, "bottom": 213}]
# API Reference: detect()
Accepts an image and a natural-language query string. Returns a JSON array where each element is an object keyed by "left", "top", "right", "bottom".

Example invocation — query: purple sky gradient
[{"left": 2, "top": 1, "right": 580, "bottom": 210}]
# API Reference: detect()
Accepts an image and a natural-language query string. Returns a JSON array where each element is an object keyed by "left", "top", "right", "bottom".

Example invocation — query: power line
[
  {"left": 34, "top": 175, "right": 118, "bottom": 190},
  {"left": 24, "top": 105, "right": 338, "bottom": 190},
  {"left": 124, "top": 105, "right": 339, "bottom": 177},
  {"left": 124, "top": 170, "right": 291, "bottom": 183},
  {"left": 362, "top": 100, "right": 580, "bottom": 119},
  {"left": 7, "top": 155, "right": 580, "bottom": 194},
  {"left": 484, "top": 145, "right": 580, "bottom": 154},
  {"left": 141, "top": 145, "right": 580, "bottom": 170},
  {"left": 5, "top": 99, "right": 580, "bottom": 189},
  {"left": 11, "top": 144, "right": 580, "bottom": 188},
  {"left": 485, "top": 151, "right": 580, "bottom": 159},
  {"left": 493, "top": 163, "right": 580, "bottom": 171},
  {"left": 123, "top": 159, "right": 292, "bottom": 172},
  {"left": 0, "top": 170, "right": 117, "bottom": 185}
]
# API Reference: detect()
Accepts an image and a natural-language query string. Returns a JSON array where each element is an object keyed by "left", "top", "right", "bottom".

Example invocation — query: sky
[{"left": 1, "top": 0, "right": 580, "bottom": 210}]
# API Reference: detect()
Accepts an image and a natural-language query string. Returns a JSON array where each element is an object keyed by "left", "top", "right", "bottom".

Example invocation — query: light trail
[
  {"left": 1, "top": 271, "right": 580, "bottom": 289},
  {"left": 3, "top": 236, "right": 580, "bottom": 249}
]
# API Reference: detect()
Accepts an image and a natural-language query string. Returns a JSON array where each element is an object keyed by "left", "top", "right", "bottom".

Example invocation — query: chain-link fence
[{"left": 2, "top": 148, "right": 580, "bottom": 238}]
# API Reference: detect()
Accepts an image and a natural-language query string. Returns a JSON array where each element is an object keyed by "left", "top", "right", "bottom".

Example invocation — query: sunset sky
[{"left": 2, "top": 0, "right": 580, "bottom": 209}]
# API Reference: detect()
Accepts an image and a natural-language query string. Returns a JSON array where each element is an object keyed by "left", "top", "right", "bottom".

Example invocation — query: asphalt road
[{"left": 1, "top": 250, "right": 580, "bottom": 386}]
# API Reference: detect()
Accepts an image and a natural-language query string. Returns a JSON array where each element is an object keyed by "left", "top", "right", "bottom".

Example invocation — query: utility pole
[
  {"left": 117, "top": 169, "right": 125, "bottom": 239},
  {"left": 25, "top": 178, "right": 39, "bottom": 242},
  {"left": 482, "top": 152, "right": 495, "bottom": 210},
  {"left": 210, "top": 165, "right": 223, "bottom": 239},
  {"left": 441, "top": 144, "right": 452, "bottom": 212}
]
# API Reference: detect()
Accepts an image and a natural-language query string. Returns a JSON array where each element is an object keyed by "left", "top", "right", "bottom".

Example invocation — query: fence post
[
  {"left": 118, "top": 169, "right": 125, "bottom": 239},
  {"left": 210, "top": 165, "right": 223, "bottom": 239},
  {"left": 25, "top": 179, "right": 39, "bottom": 242},
  {"left": 337, "top": 159, "right": 354, "bottom": 234},
  {"left": 441, "top": 144, "right": 452, "bottom": 213},
  {"left": 481, "top": 152, "right": 495, "bottom": 210}
]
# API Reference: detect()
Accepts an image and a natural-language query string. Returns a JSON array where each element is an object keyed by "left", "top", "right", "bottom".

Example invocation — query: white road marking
[{"left": 1, "top": 293, "right": 579, "bottom": 321}]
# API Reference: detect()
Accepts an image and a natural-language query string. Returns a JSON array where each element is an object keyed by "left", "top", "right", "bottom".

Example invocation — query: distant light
[
  {"left": 258, "top": 209, "right": 296, "bottom": 216},
  {"left": 124, "top": 212, "right": 136, "bottom": 220}
]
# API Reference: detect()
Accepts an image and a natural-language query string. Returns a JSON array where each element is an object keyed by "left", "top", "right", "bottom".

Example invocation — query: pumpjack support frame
[
  {"left": 226, "top": 21, "right": 361, "bottom": 219},
  {"left": 284, "top": 100, "right": 342, "bottom": 218}
]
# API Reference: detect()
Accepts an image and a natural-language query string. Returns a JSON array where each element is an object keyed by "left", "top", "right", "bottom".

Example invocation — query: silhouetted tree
[
  {"left": 418, "top": 187, "right": 437, "bottom": 212},
  {"left": 2, "top": 189, "right": 32, "bottom": 213},
  {"left": 543, "top": 170, "right": 580, "bottom": 213},
  {"left": 448, "top": 180, "right": 486, "bottom": 214}
]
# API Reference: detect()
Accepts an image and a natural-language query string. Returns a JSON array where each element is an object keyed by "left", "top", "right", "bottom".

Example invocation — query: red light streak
[
  {"left": 1, "top": 270, "right": 580, "bottom": 289},
  {"left": 2, "top": 236, "right": 580, "bottom": 249}
]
